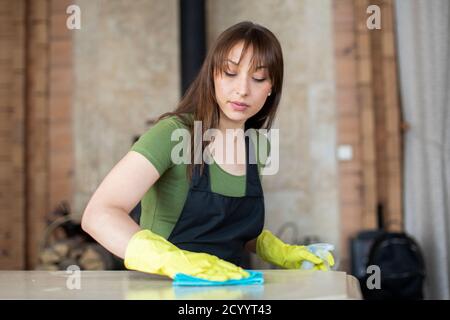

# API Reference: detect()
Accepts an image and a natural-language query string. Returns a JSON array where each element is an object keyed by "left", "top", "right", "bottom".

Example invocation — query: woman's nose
[{"left": 235, "top": 76, "right": 250, "bottom": 97}]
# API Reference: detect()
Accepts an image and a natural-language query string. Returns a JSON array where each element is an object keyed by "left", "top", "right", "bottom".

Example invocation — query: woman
[{"left": 81, "top": 21, "right": 333, "bottom": 281}]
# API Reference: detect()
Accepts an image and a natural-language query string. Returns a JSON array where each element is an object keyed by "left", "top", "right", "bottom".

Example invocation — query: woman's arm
[{"left": 81, "top": 151, "right": 161, "bottom": 259}]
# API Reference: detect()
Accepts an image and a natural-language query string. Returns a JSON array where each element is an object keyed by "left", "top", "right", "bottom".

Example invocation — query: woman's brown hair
[{"left": 158, "top": 21, "right": 284, "bottom": 180}]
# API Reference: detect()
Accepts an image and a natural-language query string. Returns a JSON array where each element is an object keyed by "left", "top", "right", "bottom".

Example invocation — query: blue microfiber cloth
[{"left": 173, "top": 270, "right": 264, "bottom": 286}]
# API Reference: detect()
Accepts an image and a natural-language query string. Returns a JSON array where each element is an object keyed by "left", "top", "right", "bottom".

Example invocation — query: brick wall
[
  {"left": 0, "top": 0, "right": 26, "bottom": 269},
  {"left": 0, "top": 0, "right": 73, "bottom": 269},
  {"left": 333, "top": 0, "right": 403, "bottom": 272},
  {"left": 48, "top": 0, "right": 73, "bottom": 218}
]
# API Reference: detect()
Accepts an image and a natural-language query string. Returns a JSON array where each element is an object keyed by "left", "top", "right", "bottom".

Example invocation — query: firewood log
[
  {"left": 52, "top": 242, "right": 70, "bottom": 259},
  {"left": 59, "top": 258, "right": 79, "bottom": 270},
  {"left": 39, "top": 248, "right": 60, "bottom": 265},
  {"left": 79, "top": 245, "right": 106, "bottom": 270}
]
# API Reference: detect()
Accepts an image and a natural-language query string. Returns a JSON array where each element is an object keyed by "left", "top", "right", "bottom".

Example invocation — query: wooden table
[{"left": 0, "top": 270, "right": 362, "bottom": 300}]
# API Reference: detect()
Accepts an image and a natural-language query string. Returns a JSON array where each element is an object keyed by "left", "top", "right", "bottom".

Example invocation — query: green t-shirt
[{"left": 130, "top": 114, "right": 270, "bottom": 239}]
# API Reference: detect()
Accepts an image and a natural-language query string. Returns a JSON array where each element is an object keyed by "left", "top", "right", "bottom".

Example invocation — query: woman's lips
[{"left": 230, "top": 101, "right": 249, "bottom": 111}]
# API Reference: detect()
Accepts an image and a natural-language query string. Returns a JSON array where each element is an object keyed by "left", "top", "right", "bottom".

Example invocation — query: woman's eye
[{"left": 223, "top": 71, "right": 266, "bottom": 82}]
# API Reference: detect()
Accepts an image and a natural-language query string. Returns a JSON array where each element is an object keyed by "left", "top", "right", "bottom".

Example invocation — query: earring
[{"left": 268, "top": 92, "right": 272, "bottom": 96}]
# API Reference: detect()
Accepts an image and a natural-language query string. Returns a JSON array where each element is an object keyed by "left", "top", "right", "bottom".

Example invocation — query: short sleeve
[{"left": 131, "top": 117, "right": 186, "bottom": 176}]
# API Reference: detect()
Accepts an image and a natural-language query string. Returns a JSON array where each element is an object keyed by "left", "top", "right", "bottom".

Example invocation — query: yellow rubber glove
[
  {"left": 124, "top": 229, "right": 249, "bottom": 281},
  {"left": 256, "top": 230, "right": 334, "bottom": 270}
]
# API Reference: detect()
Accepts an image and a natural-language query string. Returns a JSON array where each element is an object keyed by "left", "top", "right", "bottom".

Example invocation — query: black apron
[{"left": 167, "top": 135, "right": 265, "bottom": 267}]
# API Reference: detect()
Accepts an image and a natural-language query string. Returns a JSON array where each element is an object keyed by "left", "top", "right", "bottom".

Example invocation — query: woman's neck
[
  {"left": 218, "top": 113, "right": 245, "bottom": 135},
  {"left": 209, "top": 113, "right": 246, "bottom": 167}
]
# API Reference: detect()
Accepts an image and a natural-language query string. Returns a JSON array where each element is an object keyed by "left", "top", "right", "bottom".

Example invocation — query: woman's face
[{"left": 214, "top": 41, "right": 272, "bottom": 128}]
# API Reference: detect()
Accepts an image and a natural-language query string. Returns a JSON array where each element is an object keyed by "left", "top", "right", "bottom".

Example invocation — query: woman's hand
[
  {"left": 256, "top": 230, "right": 334, "bottom": 270},
  {"left": 125, "top": 229, "right": 249, "bottom": 281}
]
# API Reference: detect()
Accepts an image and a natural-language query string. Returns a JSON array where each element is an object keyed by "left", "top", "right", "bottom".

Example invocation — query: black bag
[
  {"left": 351, "top": 230, "right": 385, "bottom": 281},
  {"left": 361, "top": 232, "right": 426, "bottom": 300}
]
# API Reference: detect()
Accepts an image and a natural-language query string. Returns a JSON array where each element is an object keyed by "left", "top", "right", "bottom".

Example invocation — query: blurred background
[{"left": 0, "top": 0, "right": 448, "bottom": 299}]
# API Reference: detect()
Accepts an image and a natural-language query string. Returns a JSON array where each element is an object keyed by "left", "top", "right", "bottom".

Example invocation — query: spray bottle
[{"left": 300, "top": 243, "right": 335, "bottom": 270}]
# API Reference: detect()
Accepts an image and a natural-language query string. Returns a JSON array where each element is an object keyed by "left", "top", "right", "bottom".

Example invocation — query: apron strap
[{"left": 245, "top": 135, "right": 264, "bottom": 197}]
